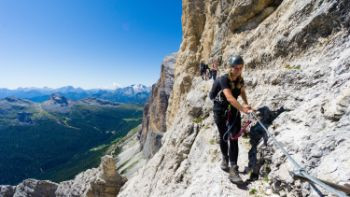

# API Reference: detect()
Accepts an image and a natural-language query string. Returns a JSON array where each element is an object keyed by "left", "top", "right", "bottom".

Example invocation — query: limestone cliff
[
  {"left": 119, "top": 0, "right": 350, "bottom": 196},
  {"left": 139, "top": 53, "right": 176, "bottom": 159}
]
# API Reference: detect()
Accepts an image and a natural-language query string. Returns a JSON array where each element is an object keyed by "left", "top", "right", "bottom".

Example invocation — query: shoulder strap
[{"left": 213, "top": 89, "right": 224, "bottom": 102}]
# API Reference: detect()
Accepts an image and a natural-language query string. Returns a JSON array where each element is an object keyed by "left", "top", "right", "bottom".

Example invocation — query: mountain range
[{"left": 0, "top": 84, "right": 151, "bottom": 104}]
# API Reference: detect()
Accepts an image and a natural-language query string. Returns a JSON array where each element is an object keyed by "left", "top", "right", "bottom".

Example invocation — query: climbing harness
[
  {"left": 223, "top": 107, "right": 255, "bottom": 142},
  {"left": 249, "top": 111, "right": 349, "bottom": 197},
  {"left": 230, "top": 118, "right": 251, "bottom": 140}
]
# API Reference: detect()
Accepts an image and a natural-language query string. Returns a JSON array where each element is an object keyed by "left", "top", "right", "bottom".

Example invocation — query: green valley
[{"left": 0, "top": 96, "right": 143, "bottom": 185}]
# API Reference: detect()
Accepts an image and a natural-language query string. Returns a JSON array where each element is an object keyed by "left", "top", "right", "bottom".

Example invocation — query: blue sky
[{"left": 0, "top": 0, "right": 182, "bottom": 89}]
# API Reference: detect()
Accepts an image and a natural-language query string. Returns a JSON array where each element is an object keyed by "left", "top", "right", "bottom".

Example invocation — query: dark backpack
[
  {"left": 209, "top": 76, "right": 230, "bottom": 110},
  {"left": 209, "top": 77, "right": 224, "bottom": 101}
]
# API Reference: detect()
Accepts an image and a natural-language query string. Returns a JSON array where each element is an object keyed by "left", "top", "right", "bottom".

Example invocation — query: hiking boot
[
  {"left": 248, "top": 172, "right": 259, "bottom": 181},
  {"left": 229, "top": 165, "right": 243, "bottom": 184},
  {"left": 243, "top": 166, "right": 252, "bottom": 174},
  {"left": 220, "top": 158, "right": 229, "bottom": 172}
]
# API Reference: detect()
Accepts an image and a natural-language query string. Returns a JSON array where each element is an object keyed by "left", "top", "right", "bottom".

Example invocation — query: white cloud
[{"left": 112, "top": 82, "right": 123, "bottom": 89}]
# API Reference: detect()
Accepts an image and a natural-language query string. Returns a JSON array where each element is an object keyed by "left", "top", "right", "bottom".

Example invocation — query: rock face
[
  {"left": 0, "top": 179, "right": 58, "bottom": 197},
  {"left": 55, "top": 155, "right": 126, "bottom": 197},
  {"left": 41, "top": 94, "right": 72, "bottom": 113},
  {"left": 0, "top": 185, "right": 16, "bottom": 197},
  {"left": 0, "top": 156, "right": 126, "bottom": 197},
  {"left": 14, "top": 179, "right": 58, "bottom": 197},
  {"left": 119, "top": 0, "right": 350, "bottom": 196},
  {"left": 139, "top": 53, "right": 176, "bottom": 158},
  {"left": 50, "top": 94, "right": 69, "bottom": 106},
  {"left": 114, "top": 125, "right": 147, "bottom": 178}
]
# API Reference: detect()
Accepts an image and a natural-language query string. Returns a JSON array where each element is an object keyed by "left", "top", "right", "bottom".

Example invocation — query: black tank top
[{"left": 212, "top": 74, "right": 244, "bottom": 112}]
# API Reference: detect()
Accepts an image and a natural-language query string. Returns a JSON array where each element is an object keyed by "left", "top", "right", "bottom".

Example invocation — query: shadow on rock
[{"left": 246, "top": 106, "right": 288, "bottom": 180}]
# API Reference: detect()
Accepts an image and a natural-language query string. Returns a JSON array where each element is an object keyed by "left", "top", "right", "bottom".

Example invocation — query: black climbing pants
[{"left": 214, "top": 110, "right": 241, "bottom": 166}]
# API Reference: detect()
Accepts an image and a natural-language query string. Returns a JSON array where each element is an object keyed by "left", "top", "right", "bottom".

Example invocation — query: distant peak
[
  {"left": 129, "top": 84, "right": 150, "bottom": 92},
  {"left": 50, "top": 93, "right": 68, "bottom": 106}
]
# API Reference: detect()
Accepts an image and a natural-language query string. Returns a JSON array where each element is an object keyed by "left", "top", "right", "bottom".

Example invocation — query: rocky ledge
[{"left": 0, "top": 156, "right": 126, "bottom": 197}]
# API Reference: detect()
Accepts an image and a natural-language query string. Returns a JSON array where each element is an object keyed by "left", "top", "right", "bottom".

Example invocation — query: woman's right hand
[{"left": 241, "top": 105, "right": 252, "bottom": 114}]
